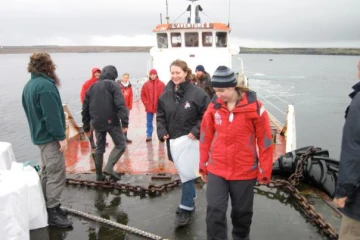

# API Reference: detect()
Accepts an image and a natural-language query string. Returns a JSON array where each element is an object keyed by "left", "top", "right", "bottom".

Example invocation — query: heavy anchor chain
[
  {"left": 66, "top": 178, "right": 182, "bottom": 197},
  {"left": 64, "top": 178, "right": 180, "bottom": 239},
  {"left": 263, "top": 147, "right": 339, "bottom": 239}
]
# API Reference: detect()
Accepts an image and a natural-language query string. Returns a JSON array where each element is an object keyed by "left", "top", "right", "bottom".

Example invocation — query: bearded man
[{"left": 22, "top": 52, "right": 72, "bottom": 228}]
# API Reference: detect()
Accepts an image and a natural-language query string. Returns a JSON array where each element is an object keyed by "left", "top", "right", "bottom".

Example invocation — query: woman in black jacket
[{"left": 157, "top": 59, "right": 210, "bottom": 227}]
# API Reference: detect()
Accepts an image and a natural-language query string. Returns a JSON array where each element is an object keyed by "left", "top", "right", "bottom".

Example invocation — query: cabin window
[
  {"left": 171, "top": 32, "right": 182, "bottom": 47},
  {"left": 202, "top": 32, "right": 213, "bottom": 47},
  {"left": 185, "top": 32, "right": 199, "bottom": 47},
  {"left": 157, "top": 33, "right": 168, "bottom": 48},
  {"left": 216, "top": 32, "right": 227, "bottom": 47}
]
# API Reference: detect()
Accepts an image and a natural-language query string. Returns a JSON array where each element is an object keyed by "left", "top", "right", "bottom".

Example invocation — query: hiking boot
[
  {"left": 104, "top": 172, "right": 122, "bottom": 181},
  {"left": 103, "top": 147, "right": 124, "bottom": 181},
  {"left": 92, "top": 154, "right": 105, "bottom": 181},
  {"left": 146, "top": 136, "right": 152, "bottom": 142},
  {"left": 176, "top": 205, "right": 195, "bottom": 214},
  {"left": 125, "top": 133, "right": 132, "bottom": 144},
  {"left": 176, "top": 207, "right": 181, "bottom": 214},
  {"left": 174, "top": 210, "right": 190, "bottom": 228},
  {"left": 47, "top": 206, "right": 73, "bottom": 228},
  {"left": 58, "top": 205, "right": 69, "bottom": 217}
]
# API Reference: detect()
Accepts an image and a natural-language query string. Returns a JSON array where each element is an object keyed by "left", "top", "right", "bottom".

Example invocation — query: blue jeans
[
  {"left": 146, "top": 112, "right": 154, "bottom": 137},
  {"left": 180, "top": 179, "right": 196, "bottom": 211}
]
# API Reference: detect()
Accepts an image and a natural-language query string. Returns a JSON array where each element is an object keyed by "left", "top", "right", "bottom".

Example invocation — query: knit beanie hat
[
  {"left": 211, "top": 66, "right": 237, "bottom": 88},
  {"left": 195, "top": 65, "right": 205, "bottom": 73}
]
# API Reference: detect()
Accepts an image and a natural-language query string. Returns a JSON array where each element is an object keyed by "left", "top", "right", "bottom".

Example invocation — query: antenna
[
  {"left": 228, "top": 0, "right": 231, "bottom": 27},
  {"left": 166, "top": 0, "right": 170, "bottom": 23}
]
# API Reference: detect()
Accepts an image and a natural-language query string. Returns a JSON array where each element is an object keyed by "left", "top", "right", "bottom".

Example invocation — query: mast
[
  {"left": 166, "top": 0, "right": 170, "bottom": 24},
  {"left": 187, "top": 0, "right": 200, "bottom": 24}
]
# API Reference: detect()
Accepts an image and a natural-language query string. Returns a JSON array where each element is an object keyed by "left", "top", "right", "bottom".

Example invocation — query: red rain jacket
[
  {"left": 118, "top": 82, "right": 133, "bottom": 110},
  {"left": 199, "top": 91, "right": 273, "bottom": 182},
  {"left": 80, "top": 68, "right": 101, "bottom": 103},
  {"left": 141, "top": 69, "right": 165, "bottom": 113}
]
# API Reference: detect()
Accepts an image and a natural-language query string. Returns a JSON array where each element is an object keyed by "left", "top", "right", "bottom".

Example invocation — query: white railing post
[
  {"left": 146, "top": 58, "right": 153, "bottom": 76},
  {"left": 285, "top": 104, "right": 296, "bottom": 152}
]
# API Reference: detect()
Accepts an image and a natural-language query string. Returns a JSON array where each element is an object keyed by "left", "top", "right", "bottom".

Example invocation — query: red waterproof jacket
[
  {"left": 118, "top": 82, "right": 133, "bottom": 110},
  {"left": 141, "top": 70, "right": 165, "bottom": 113},
  {"left": 80, "top": 68, "right": 101, "bottom": 103},
  {"left": 199, "top": 91, "right": 273, "bottom": 182}
]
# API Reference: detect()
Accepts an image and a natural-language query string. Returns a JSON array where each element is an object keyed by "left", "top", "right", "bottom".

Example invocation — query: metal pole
[{"left": 166, "top": 0, "right": 169, "bottom": 23}]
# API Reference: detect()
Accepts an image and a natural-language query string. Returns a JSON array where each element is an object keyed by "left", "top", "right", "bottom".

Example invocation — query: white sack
[
  {"left": 170, "top": 135, "right": 200, "bottom": 183},
  {"left": 0, "top": 170, "right": 30, "bottom": 240}
]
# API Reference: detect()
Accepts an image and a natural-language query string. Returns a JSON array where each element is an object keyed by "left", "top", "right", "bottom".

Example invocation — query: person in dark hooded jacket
[
  {"left": 82, "top": 65, "right": 129, "bottom": 181},
  {"left": 333, "top": 60, "right": 360, "bottom": 239}
]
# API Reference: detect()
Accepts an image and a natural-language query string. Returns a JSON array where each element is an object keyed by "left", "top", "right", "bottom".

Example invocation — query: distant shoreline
[
  {"left": 0, "top": 46, "right": 359, "bottom": 56},
  {"left": 240, "top": 47, "right": 360, "bottom": 56}
]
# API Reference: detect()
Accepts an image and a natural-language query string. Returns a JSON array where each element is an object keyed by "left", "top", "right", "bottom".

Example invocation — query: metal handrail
[
  {"left": 257, "top": 95, "right": 287, "bottom": 116},
  {"left": 236, "top": 57, "right": 244, "bottom": 75},
  {"left": 147, "top": 58, "right": 153, "bottom": 75},
  {"left": 257, "top": 89, "right": 290, "bottom": 105}
]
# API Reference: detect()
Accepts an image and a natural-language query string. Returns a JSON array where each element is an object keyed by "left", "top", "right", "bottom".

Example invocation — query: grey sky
[{"left": 0, "top": 0, "right": 359, "bottom": 47}]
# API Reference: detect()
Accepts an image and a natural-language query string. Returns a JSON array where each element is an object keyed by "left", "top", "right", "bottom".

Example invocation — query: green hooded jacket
[{"left": 22, "top": 73, "right": 66, "bottom": 145}]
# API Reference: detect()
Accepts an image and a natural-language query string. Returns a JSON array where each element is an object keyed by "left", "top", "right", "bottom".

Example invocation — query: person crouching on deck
[
  {"left": 82, "top": 65, "right": 129, "bottom": 182},
  {"left": 157, "top": 59, "right": 210, "bottom": 227},
  {"left": 117, "top": 73, "right": 133, "bottom": 143},
  {"left": 141, "top": 69, "right": 165, "bottom": 142},
  {"left": 199, "top": 66, "right": 273, "bottom": 240}
]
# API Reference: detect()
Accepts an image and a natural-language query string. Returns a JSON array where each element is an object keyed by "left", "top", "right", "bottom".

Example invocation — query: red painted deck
[{"left": 64, "top": 100, "right": 286, "bottom": 174}]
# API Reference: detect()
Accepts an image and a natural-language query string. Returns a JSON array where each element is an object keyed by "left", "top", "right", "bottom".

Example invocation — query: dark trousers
[
  {"left": 206, "top": 173, "right": 256, "bottom": 240},
  {"left": 95, "top": 125, "right": 126, "bottom": 154},
  {"left": 89, "top": 126, "right": 96, "bottom": 147}
]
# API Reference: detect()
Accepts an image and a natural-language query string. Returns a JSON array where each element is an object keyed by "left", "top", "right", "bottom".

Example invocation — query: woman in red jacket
[
  {"left": 118, "top": 73, "right": 133, "bottom": 143},
  {"left": 141, "top": 69, "right": 165, "bottom": 142},
  {"left": 199, "top": 66, "right": 273, "bottom": 240}
]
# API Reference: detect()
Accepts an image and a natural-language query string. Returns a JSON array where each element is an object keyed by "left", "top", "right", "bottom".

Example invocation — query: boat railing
[
  {"left": 234, "top": 57, "right": 248, "bottom": 87},
  {"left": 233, "top": 56, "right": 296, "bottom": 152},
  {"left": 256, "top": 88, "right": 297, "bottom": 152},
  {"left": 147, "top": 57, "right": 153, "bottom": 75}
]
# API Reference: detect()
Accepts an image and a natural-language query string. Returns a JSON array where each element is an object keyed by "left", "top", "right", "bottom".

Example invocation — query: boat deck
[
  {"left": 28, "top": 100, "right": 341, "bottom": 240},
  {"left": 64, "top": 100, "right": 286, "bottom": 175}
]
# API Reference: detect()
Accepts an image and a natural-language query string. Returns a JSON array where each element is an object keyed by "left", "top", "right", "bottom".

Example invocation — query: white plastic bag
[
  {"left": 170, "top": 135, "right": 200, "bottom": 183},
  {"left": 11, "top": 162, "right": 48, "bottom": 230},
  {"left": 0, "top": 142, "right": 16, "bottom": 170},
  {"left": 0, "top": 170, "right": 30, "bottom": 240}
]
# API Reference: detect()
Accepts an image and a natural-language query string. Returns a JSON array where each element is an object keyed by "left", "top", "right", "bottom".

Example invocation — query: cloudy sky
[{"left": 0, "top": 0, "right": 359, "bottom": 48}]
